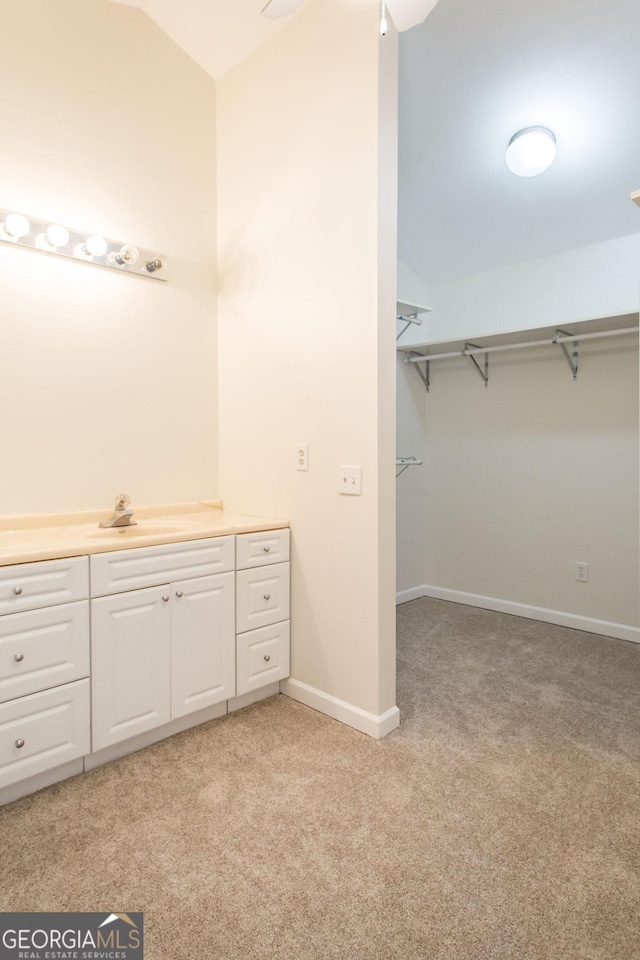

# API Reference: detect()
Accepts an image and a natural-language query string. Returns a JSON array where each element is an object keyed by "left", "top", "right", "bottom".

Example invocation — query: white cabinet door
[
  {"left": 91, "top": 586, "right": 171, "bottom": 751},
  {"left": 171, "top": 572, "right": 235, "bottom": 719}
]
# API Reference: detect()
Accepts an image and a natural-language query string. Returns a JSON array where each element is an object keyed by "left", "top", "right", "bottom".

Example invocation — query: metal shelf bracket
[
  {"left": 406, "top": 351, "right": 430, "bottom": 391},
  {"left": 554, "top": 329, "right": 578, "bottom": 380},
  {"left": 396, "top": 457, "right": 424, "bottom": 479},
  {"left": 465, "top": 343, "right": 489, "bottom": 387},
  {"left": 396, "top": 314, "right": 423, "bottom": 341}
]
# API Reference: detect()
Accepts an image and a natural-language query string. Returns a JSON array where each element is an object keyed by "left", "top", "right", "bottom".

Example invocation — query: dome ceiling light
[{"left": 505, "top": 126, "right": 557, "bottom": 178}]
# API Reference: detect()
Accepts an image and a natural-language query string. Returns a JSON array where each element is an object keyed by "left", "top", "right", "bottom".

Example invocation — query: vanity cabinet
[
  {"left": 0, "top": 557, "right": 90, "bottom": 790},
  {"left": 0, "top": 525, "right": 289, "bottom": 801},
  {"left": 90, "top": 538, "right": 236, "bottom": 751}
]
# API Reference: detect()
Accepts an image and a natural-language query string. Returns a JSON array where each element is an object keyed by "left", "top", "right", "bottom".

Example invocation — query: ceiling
[
  {"left": 109, "top": 0, "right": 440, "bottom": 80},
  {"left": 398, "top": 0, "right": 640, "bottom": 285}
]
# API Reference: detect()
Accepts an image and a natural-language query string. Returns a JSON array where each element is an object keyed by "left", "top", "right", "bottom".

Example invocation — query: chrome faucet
[{"left": 99, "top": 494, "right": 137, "bottom": 528}]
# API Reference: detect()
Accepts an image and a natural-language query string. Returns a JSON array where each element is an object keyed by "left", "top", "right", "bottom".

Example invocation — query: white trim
[
  {"left": 396, "top": 585, "right": 428, "bottom": 605},
  {"left": 0, "top": 759, "right": 84, "bottom": 807},
  {"left": 228, "top": 682, "right": 280, "bottom": 713},
  {"left": 406, "top": 584, "right": 639, "bottom": 644},
  {"left": 280, "top": 678, "right": 400, "bottom": 739},
  {"left": 84, "top": 702, "right": 228, "bottom": 771}
]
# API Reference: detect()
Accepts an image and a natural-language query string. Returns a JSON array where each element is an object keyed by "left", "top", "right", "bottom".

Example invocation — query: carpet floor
[{"left": 1, "top": 598, "right": 638, "bottom": 959}]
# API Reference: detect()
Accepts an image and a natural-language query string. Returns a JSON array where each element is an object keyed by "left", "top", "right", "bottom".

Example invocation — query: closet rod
[{"left": 405, "top": 325, "right": 639, "bottom": 363}]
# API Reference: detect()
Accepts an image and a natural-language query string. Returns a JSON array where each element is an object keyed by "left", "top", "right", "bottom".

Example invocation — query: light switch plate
[{"left": 339, "top": 466, "right": 362, "bottom": 495}]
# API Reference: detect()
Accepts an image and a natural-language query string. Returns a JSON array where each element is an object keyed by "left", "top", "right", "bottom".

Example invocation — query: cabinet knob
[
  {"left": 263, "top": 594, "right": 271, "bottom": 601},
  {"left": 14, "top": 653, "right": 24, "bottom": 663},
  {"left": 162, "top": 595, "right": 170, "bottom": 603},
  {"left": 15, "top": 738, "right": 25, "bottom": 749},
  {"left": 176, "top": 590, "right": 184, "bottom": 598},
  {"left": 263, "top": 546, "right": 271, "bottom": 553},
  {"left": 264, "top": 655, "right": 271, "bottom": 662},
  {"left": 12, "top": 586, "right": 23, "bottom": 596}
]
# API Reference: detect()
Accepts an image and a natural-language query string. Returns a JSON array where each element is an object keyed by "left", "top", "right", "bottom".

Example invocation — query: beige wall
[
  {"left": 217, "top": 0, "right": 398, "bottom": 719},
  {"left": 0, "top": 0, "right": 219, "bottom": 514},
  {"left": 423, "top": 336, "right": 639, "bottom": 628}
]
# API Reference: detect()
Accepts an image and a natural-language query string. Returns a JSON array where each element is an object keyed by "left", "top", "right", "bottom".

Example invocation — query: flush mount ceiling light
[
  {"left": 505, "top": 126, "right": 557, "bottom": 178},
  {"left": 0, "top": 207, "right": 168, "bottom": 281}
]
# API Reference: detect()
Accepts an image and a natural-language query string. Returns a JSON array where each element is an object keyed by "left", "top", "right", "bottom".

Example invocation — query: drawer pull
[
  {"left": 13, "top": 586, "right": 23, "bottom": 596},
  {"left": 263, "top": 546, "right": 271, "bottom": 553},
  {"left": 15, "top": 738, "right": 25, "bottom": 749},
  {"left": 162, "top": 595, "right": 170, "bottom": 603},
  {"left": 14, "top": 653, "right": 24, "bottom": 663},
  {"left": 263, "top": 594, "right": 271, "bottom": 601},
  {"left": 176, "top": 590, "right": 184, "bottom": 598},
  {"left": 264, "top": 655, "right": 271, "bottom": 662}
]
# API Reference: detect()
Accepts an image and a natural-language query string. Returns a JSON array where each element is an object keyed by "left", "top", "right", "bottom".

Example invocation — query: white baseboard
[
  {"left": 403, "top": 584, "right": 639, "bottom": 644},
  {"left": 396, "top": 585, "right": 428, "bottom": 605},
  {"left": 280, "top": 678, "right": 400, "bottom": 739}
]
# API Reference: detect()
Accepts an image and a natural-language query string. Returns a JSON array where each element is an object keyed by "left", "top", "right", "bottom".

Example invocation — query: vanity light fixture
[
  {"left": 0, "top": 206, "right": 168, "bottom": 282},
  {"left": 505, "top": 126, "right": 557, "bottom": 178}
]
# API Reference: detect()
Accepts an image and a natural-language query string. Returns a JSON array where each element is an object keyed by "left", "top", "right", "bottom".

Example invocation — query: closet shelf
[
  {"left": 396, "top": 300, "right": 432, "bottom": 342},
  {"left": 396, "top": 457, "right": 423, "bottom": 478},
  {"left": 397, "top": 313, "right": 639, "bottom": 391}
]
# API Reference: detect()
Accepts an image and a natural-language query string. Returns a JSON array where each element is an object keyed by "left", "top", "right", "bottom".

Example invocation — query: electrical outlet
[
  {"left": 338, "top": 466, "right": 362, "bottom": 496},
  {"left": 296, "top": 443, "right": 309, "bottom": 471},
  {"left": 575, "top": 562, "right": 589, "bottom": 583}
]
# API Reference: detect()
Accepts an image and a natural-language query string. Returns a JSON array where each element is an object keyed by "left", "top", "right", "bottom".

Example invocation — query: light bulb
[
  {"left": 506, "top": 127, "right": 557, "bottom": 177},
  {"left": 73, "top": 243, "right": 94, "bottom": 261},
  {"left": 85, "top": 235, "right": 108, "bottom": 257},
  {"left": 145, "top": 257, "right": 165, "bottom": 274},
  {"left": 36, "top": 223, "right": 71, "bottom": 252},
  {"left": 5, "top": 213, "right": 30, "bottom": 238},
  {"left": 108, "top": 244, "right": 140, "bottom": 268},
  {"left": 47, "top": 224, "right": 69, "bottom": 248}
]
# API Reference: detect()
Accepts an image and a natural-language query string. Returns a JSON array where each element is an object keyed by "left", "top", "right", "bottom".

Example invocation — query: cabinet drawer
[
  {"left": 90, "top": 536, "right": 235, "bottom": 597},
  {"left": 236, "top": 562, "right": 290, "bottom": 634},
  {"left": 0, "top": 601, "right": 90, "bottom": 704},
  {"left": 0, "top": 679, "right": 90, "bottom": 789},
  {"left": 236, "top": 528, "right": 290, "bottom": 570},
  {"left": 236, "top": 621, "right": 290, "bottom": 696},
  {"left": 0, "top": 556, "right": 89, "bottom": 617}
]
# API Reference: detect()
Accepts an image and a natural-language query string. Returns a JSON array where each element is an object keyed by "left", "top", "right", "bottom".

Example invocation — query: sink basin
[{"left": 87, "top": 524, "right": 190, "bottom": 539}]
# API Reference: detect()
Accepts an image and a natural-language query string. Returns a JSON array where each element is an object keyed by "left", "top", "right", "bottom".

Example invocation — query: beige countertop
[{"left": 0, "top": 501, "right": 289, "bottom": 567}]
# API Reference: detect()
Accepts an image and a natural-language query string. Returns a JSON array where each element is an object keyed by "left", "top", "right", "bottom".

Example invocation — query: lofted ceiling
[
  {"left": 109, "top": 0, "right": 440, "bottom": 80},
  {"left": 398, "top": 0, "right": 640, "bottom": 285}
]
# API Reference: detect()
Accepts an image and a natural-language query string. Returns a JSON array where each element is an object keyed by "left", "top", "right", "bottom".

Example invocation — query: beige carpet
[{"left": 1, "top": 598, "right": 639, "bottom": 959}]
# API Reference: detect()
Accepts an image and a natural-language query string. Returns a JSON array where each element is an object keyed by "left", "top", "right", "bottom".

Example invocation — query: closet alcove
[{"left": 395, "top": 0, "right": 640, "bottom": 643}]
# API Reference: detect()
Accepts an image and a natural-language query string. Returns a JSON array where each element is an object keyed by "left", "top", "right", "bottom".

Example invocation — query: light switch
[{"left": 338, "top": 466, "right": 362, "bottom": 495}]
